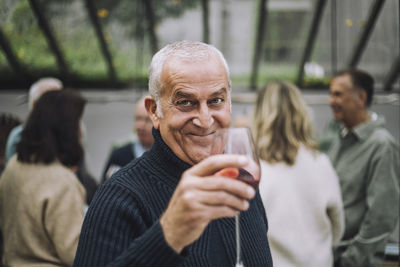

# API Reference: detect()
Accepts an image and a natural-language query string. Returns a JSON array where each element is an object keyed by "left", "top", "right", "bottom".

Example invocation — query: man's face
[
  {"left": 329, "top": 74, "right": 364, "bottom": 127},
  {"left": 150, "top": 54, "right": 231, "bottom": 165},
  {"left": 135, "top": 100, "right": 154, "bottom": 148}
]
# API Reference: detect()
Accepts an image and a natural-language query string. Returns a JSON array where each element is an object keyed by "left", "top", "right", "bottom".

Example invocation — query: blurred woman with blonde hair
[{"left": 253, "top": 81, "right": 344, "bottom": 267}]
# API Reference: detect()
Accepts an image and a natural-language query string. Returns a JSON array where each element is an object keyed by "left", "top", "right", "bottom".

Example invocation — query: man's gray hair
[
  {"left": 148, "top": 40, "right": 231, "bottom": 116},
  {"left": 28, "top": 77, "right": 63, "bottom": 110}
]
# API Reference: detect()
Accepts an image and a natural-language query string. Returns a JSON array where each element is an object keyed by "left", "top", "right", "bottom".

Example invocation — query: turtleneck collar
[{"left": 148, "top": 128, "right": 192, "bottom": 181}]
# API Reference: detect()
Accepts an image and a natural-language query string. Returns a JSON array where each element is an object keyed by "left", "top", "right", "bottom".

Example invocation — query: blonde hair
[{"left": 252, "top": 81, "right": 317, "bottom": 165}]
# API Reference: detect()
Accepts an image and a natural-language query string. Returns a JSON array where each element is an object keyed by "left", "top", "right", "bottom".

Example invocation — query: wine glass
[{"left": 213, "top": 127, "right": 261, "bottom": 267}]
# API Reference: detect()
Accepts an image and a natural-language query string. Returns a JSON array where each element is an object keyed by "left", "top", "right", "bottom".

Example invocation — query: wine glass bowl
[
  {"left": 211, "top": 127, "right": 261, "bottom": 267},
  {"left": 214, "top": 127, "right": 261, "bottom": 189}
]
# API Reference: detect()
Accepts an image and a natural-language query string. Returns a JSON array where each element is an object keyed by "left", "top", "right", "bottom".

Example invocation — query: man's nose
[
  {"left": 192, "top": 104, "right": 214, "bottom": 128},
  {"left": 329, "top": 95, "right": 336, "bottom": 107}
]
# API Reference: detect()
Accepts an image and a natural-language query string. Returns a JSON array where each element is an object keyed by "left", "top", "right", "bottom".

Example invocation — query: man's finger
[
  {"left": 185, "top": 154, "right": 248, "bottom": 177},
  {"left": 194, "top": 176, "right": 255, "bottom": 199},
  {"left": 198, "top": 190, "right": 250, "bottom": 211}
]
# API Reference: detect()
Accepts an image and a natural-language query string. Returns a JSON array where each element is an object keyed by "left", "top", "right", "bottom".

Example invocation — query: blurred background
[
  {"left": 0, "top": 0, "right": 399, "bottom": 180},
  {"left": 0, "top": 0, "right": 399, "bottom": 264}
]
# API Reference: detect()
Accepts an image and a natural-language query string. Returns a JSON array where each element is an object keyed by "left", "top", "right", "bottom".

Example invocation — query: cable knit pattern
[{"left": 74, "top": 129, "right": 273, "bottom": 266}]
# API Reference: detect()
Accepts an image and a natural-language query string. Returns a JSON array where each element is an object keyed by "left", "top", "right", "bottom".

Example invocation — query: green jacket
[{"left": 320, "top": 115, "right": 399, "bottom": 267}]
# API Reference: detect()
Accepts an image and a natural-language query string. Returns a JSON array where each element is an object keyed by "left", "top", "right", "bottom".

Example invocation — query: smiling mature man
[
  {"left": 73, "top": 40, "right": 273, "bottom": 267},
  {"left": 320, "top": 69, "right": 399, "bottom": 267}
]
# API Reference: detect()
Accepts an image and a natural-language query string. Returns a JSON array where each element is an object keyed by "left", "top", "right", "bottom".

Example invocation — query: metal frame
[
  {"left": 142, "top": 0, "right": 158, "bottom": 54},
  {"left": 28, "top": 0, "right": 69, "bottom": 79},
  {"left": 0, "top": 27, "right": 29, "bottom": 83},
  {"left": 347, "top": 0, "right": 385, "bottom": 68},
  {"left": 330, "top": 0, "right": 337, "bottom": 75},
  {"left": 201, "top": 0, "right": 210, "bottom": 43},
  {"left": 85, "top": 0, "right": 117, "bottom": 84},
  {"left": 383, "top": 55, "right": 400, "bottom": 91},
  {"left": 249, "top": 0, "right": 268, "bottom": 91},
  {"left": 295, "top": 0, "right": 327, "bottom": 87}
]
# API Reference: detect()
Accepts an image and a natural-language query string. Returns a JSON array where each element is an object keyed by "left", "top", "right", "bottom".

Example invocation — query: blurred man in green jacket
[{"left": 320, "top": 69, "right": 399, "bottom": 267}]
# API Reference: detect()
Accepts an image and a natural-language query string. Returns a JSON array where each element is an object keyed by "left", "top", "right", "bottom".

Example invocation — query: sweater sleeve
[
  {"left": 73, "top": 183, "right": 186, "bottom": 267},
  {"left": 44, "top": 170, "right": 86, "bottom": 266}
]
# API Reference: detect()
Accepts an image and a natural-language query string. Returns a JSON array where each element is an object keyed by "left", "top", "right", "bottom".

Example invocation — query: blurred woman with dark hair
[
  {"left": 0, "top": 89, "right": 87, "bottom": 266},
  {"left": 252, "top": 81, "right": 344, "bottom": 267}
]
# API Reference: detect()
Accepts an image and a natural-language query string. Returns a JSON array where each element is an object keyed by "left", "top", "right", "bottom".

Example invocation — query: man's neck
[{"left": 344, "top": 109, "right": 370, "bottom": 130}]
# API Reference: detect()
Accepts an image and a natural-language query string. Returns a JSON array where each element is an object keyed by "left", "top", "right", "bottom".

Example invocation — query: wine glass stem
[{"left": 235, "top": 213, "right": 243, "bottom": 266}]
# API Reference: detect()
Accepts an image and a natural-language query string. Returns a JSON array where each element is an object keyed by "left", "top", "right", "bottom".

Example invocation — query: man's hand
[{"left": 160, "top": 154, "right": 256, "bottom": 253}]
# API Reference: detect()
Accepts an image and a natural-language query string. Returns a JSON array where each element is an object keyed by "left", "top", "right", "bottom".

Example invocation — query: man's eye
[
  {"left": 209, "top": 98, "right": 224, "bottom": 105},
  {"left": 177, "top": 100, "right": 192, "bottom": 106}
]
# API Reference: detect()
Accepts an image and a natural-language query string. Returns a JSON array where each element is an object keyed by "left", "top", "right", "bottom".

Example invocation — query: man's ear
[
  {"left": 358, "top": 90, "right": 367, "bottom": 108},
  {"left": 144, "top": 96, "right": 160, "bottom": 129}
]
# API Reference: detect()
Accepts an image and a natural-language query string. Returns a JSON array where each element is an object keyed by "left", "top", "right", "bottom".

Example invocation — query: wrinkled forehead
[
  {"left": 162, "top": 50, "right": 223, "bottom": 73},
  {"left": 160, "top": 53, "right": 229, "bottom": 95}
]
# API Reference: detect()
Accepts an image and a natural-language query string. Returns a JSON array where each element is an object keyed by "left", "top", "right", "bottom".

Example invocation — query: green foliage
[
  {"left": 0, "top": 0, "right": 201, "bottom": 88},
  {"left": 231, "top": 64, "right": 297, "bottom": 90},
  {"left": 3, "top": 24, "right": 57, "bottom": 70},
  {"left": 10, "top": 0, "right": 35, "bottom": 33},
  {"left": 95, "top": 0, "right": 199, "bottom": 38},
  {"left": 302, "top": 76, "right": 330, "bottom": 89},
  {"left": 60, "top": 27, "right": 107, "bottom": 79},
  {"left": 0, "top": 0, "right": 327, "bottom": 89}
]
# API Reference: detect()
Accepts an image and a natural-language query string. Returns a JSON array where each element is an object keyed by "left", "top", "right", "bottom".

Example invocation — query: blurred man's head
[
  {"left": 28, "top": 77, "right": 63, "bottom": 110},
  {"left": 145, "top": 40, "right": 231, "bottom": 165},
  {"left": 135, "top": 97, "right": 154, "bottom": 149},
  {"left": 329, "top": 69, "right": 374, "bottom": 129}
]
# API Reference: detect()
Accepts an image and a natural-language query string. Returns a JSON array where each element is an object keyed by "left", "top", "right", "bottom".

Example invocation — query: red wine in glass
[
  {"left": 237, "top": 168, "right": 259, "bottom": 190},
  {"left": 212, "top": 127, "right": 261, "bottom": 267}
]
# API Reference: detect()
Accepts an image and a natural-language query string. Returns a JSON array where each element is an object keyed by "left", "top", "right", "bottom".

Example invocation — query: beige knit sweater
[
  {"left": 259, "top": 146, "right": 344, "bottom": 267},
  {"left": 0, "top": 156, "right": 86, "bottom": 266}
]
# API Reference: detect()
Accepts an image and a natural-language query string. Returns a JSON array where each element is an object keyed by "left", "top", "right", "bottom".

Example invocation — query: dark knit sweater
[{"left": 73, "top": 129, "right": 273, "bottom": 267}]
